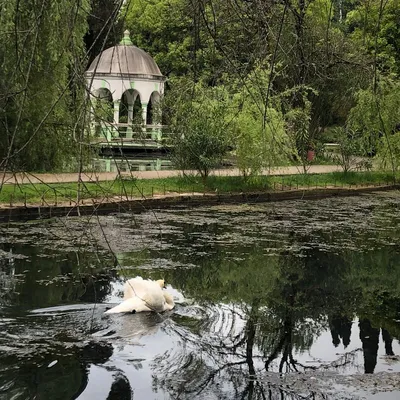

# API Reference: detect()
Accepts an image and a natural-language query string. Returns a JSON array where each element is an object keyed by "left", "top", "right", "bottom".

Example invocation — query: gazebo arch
[
  {"left": 91, "top": 88, "right": 113, "bottom": 138},
  {"left": 93, "top": 88, "right": 113, "bottom": 122},
  {"left": 85, "top": 30, "right": 166, "bottom": 143},
  {"left": 119, "top": 89, "right": 143, "bottom": 138},
  {"left": 146, "top": 91, "right": 161, "bottom": 126}
]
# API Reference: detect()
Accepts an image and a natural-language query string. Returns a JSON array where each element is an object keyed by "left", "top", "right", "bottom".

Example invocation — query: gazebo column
[
  {"left": 89, "top": 99, "right": 96, "bottom": 136},
  {"left": 113, "top": 100, "right": 120, "bottom": 138},
  {"left": 141, "top": 103, "right": 150, "bottom": 139},
  {"left": 153, "top": 100, "right": 162, "bottom": 143},
  {"left": 126, "top": 103, "right": 134, "bottom": 139},
  {"left": 86, "top": 87, "right": 95, "bottom": 134},
  {"left": 141, "top": 103, "right": 148, "bottom": 123}
]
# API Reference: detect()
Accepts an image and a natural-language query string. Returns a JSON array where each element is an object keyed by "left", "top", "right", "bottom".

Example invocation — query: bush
[{"left": 165, "top": 83, "right": 234, "bottom": 180}]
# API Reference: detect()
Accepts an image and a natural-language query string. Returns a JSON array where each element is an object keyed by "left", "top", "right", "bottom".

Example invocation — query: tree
[
  {"left": 331, "top": 127, "right": 363, "bottom": 172},
  {"left": 123, "top": 0, "right": 193, "bottom": 77},
  {"left": 230, "top": 66, "right": 293, "bottom": 176},
  {"left": 85, "top": 0, "right": 124, "bottom": 65},
  {"left": 344, "top": 0, "right": 400, "bottom": 174},
  {"left": 0, "top": 0, "right": 90, "bottom": 172},
  {"left": 165, "top": 81, "right": 233, "bottom": 181},
  {"left": 348, "top": 78, "right": 400, "bottom": 157},
  {"left": 346, "top": 0, "right": 400, "bottom": 76},
  {"left": 377, "top": 132, "right": 400, "bottom": 171}
]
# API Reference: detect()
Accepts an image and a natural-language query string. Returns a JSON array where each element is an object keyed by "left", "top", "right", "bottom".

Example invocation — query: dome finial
[{"left": 120, "top": 30, "right": 133, "bottom": 46}]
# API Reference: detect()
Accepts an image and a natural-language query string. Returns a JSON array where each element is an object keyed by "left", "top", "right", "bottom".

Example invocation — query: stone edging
[{"left": 0, "top": 184, "right": 398, "bottom": 222}]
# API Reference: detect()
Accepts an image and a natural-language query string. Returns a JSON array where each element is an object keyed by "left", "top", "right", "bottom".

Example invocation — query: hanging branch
[
  {"left": 372, "top": 0, "right": 396, "bottom": 181},
  {"left": 262, "top": 1, "right": 288, "bottom": 132}
]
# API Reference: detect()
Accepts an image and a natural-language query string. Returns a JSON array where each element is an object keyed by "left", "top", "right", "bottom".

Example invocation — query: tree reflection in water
[
  {"left": 329, "top": 316, "right": 352, "bottom": 348},
  {"left": 144, "top": 224, "right": 400, "bottom": 398}
]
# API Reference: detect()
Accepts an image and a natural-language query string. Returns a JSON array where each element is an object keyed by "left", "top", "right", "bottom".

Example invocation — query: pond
[{"left": 1, "top": 192, "right": 400, "bottom": 399}]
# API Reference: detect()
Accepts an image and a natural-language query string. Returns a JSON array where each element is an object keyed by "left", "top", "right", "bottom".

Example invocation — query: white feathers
[{"left": 105, "top": 277, "right": 175, "bottom": 314}]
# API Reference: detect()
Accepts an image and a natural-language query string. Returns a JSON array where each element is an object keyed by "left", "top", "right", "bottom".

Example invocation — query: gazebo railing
[{"left": 93, "top": 122, "right": 171, "bottom": 142}]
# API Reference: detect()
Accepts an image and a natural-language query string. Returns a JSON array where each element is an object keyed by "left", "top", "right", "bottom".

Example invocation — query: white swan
[{"left": 105, "top": 277, "right": 175, "bottom": 314}]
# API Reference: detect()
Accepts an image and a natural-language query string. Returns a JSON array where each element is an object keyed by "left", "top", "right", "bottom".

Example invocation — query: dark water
[{"left": 1, "top": 192, "right": 400, "bottom": 399}]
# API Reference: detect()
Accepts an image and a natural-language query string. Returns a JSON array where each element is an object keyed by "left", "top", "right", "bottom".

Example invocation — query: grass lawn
[{"left": 0, "top": 171, "right": 398, "bottom": 206}]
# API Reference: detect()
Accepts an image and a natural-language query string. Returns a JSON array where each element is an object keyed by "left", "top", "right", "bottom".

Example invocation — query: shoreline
[{"left": 1, "top": 184, "right": 398, "bottom": 222}]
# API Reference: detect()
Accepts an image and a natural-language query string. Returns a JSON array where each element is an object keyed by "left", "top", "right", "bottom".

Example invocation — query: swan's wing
[
  {"left": 124, "top": 278, "right": 163, "bottom": 300},
  {"left": 106, "top": 289, "right": 174, "bottom": 314},
  {"left": 105, "top": 297, "right": 152, "bottom": 314},
  {"left": 120, "top": 278, "right": 169, "bottom": 312},
  {"left": 123, "top": 277, "right": 148, "bottom": 300}
]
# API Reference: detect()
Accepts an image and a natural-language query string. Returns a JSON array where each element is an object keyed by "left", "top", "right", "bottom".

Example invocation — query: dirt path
[{"left": 1, "top": 165, "right": 342, "bottom": 185}]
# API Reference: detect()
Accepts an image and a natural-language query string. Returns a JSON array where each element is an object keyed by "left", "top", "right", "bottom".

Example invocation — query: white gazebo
[{"left": 86, "top": 30, "right": 166, "bottom": 143}]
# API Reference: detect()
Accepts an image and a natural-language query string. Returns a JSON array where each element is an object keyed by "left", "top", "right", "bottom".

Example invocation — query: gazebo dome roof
[{"left": 86, "top": 30, "right": 163, "bottom": 79}]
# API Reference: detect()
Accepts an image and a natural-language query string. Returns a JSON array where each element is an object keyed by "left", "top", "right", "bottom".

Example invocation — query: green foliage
[
  {"left": 123, "top": 0, "right": 258, "bottom": 84},
  {"left": 285, "top": 106, "right": 311, "bottom": 156},
  {"left": 0, "top": 0, "right": 90, "bottom": 172},
  {"left": 346, "top": 0, "right": 400, "bottom": 76},
  {"left": 234, "top": 103, "right": 292, "bottom": 176},
  {"left": 233, "top": 104, "right": 267, "bottom": 176},
  {"left": 377, "top": 132, "right": 400, "bottom": 171},
  {"left": 280, "top": 88, "right": 317, "bottom": 172},
  {"left": 123, "top": 0, "right": 193, "bottom": 77},
  {"left": 348, "top": 78, "right": 400, "bottom": 156},
  {"left": 306, "top": 0, "right": 334, "bottom": 23},
  {"left": 165, "top": 82, "right": 233, "bottom": 179},
  {"left": 231, "top": 67, "right": 293, "bottom": 176},
  {"left": 273, "top": 0, "right": 370, "bottom": 134},
  {"left": 331, "top": 126, "right": 363, "bottom": 172}
]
